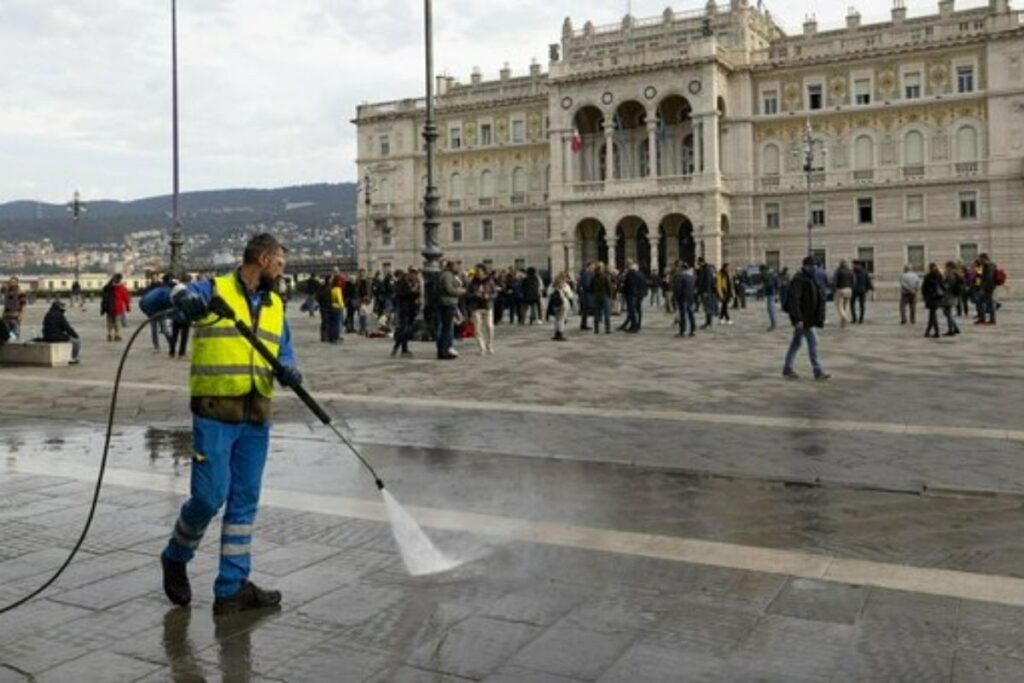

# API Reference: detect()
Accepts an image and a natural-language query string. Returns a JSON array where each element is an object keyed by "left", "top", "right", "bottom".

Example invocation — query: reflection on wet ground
[{"left": 4, "top": 422, "right": 1024, "bottom": 579}]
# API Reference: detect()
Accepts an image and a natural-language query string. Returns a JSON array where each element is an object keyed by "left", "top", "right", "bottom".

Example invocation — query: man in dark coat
[
  {"left": 782, "top": 256, "right": 830, "bottom": 380},
  {"left": 42, "top": 301, "right": 81, "bottom": 363}
]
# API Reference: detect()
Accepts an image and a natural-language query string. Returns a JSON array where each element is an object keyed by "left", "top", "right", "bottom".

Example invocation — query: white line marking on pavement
[
  {"left": 3, "top": 374, "right": 1023, "bottom": 443},
  {"left": 10, "top": 459, "right": 1024, "bottom": 608}
]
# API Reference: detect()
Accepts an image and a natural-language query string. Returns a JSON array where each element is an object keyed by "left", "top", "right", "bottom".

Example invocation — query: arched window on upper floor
[
  {"left": 479, "top": 169, "right": 494, "bottom": 198},
  {"left": 511, "top": 167, "right": 527, "bottom": 195},
  {"left": 376, "top": 178, "right": 392, "bottom": 204},
  {"left": 904, "top": 131, "right": 925, "bottom": 166},
  {"left": 956, "top": 126, "right": 978, "bottom": 162},
  {"left": 762, "top": 143, "right": 780, "bottom": 176},
  {"left": 449, "top": 173, "right": 463, "bottom": 199},
  {"left": 854, "top": 135, "right": 874, "bottom": 170}
]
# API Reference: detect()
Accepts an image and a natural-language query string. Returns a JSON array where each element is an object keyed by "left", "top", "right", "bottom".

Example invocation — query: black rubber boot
[
  {"left": 161, "top": 555, "right": 191, "bottom": 607},
  {"left": 213, "top": 581, "right": 282, "bottom": 616}
]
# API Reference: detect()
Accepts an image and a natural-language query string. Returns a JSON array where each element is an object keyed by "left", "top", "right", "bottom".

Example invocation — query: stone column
[
  {"left": 703, "top": 113, "right": 721, "bottom": 178},
  {"left": 562, "top": 133, "right": 574, "bottom": 186},
  {"left": 647, "top": 120, "right": 659, "bottom": 178},
  {"left": 603, "top": 121, "right": 615, "bottom": 181},
  {"left": 694, "top": 120, "right": 703, "bottom": 175}
]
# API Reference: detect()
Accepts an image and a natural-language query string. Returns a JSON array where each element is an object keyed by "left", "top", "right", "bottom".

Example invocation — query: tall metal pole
[
  {"left": 67, "top": 190, "right": 84, "bottom": 285},
  {"left": 363, "top": 171, "right": 373, "bottom": 272},
  {"left": 169, "top": 0, "right": 185, "bottom": 276},
  {"left": 421, "top": 0, "right": 442, "bottom": 274},
  {"left": 802, "top": 119, "right": 815, "bottom": 258}
]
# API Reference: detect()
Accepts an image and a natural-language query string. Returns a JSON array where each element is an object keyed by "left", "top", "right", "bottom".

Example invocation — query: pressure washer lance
[{"left": 206, "top": 296, "right": 385, "bottom": 491}]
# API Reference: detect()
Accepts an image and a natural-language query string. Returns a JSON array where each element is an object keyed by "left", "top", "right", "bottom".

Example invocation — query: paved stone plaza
[{"left": 2, "top": 300, "right": 1024, "bottom": 681}]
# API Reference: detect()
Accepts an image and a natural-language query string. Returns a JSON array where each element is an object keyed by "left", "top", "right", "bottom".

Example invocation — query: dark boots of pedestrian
[
  {"left": 213, "top": 581, "right": 282, "bottom": 616},
  {"left": 161, "top": 555, "right": 191, "bottom": 606}
]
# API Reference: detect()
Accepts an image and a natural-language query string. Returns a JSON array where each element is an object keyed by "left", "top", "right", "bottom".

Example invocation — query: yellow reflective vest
[{"left": 190, "top": 273, "right": 284, "bottom": 399}]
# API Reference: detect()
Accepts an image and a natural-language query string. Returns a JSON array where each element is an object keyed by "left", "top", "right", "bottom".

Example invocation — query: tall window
[
  {"left": 957, "top": 65, "right": 975, "bottom": 93},
  {"left": 811, "top": 200, "right": 826, "bottom": 226},
  {"left": 854, "top": 79, "right": 872, "bottom": 105},
  {"left": 807, "top": 84, "right": 823, "bottom": 111},
  {"left": 480, "top": 123, "right": 493, "bottom": 146},
  {"left": 765, "top": 202, "right": 781, "bottom": 229},
  {"left": 479, "top": 170, "right": 494, "bottom": 198},
  {"left": 904, "top": 72, "right": 921, "bottom": 99},
  {"left": 857, "top": 197, "right": 874, "bottom": 224},
  {"left": 811, "top": 249, "right": 827, "bottom": 268},
  {"left": 904, "top": 131, "right": 924, "bottom": 166},
  {"left": 763, "top": 89, "right": 778, "bottom": 115},
  {"left": 449, "top": 126, "right": 462, "bottom": 149},
  {"left": 449, "top": 173, "right": 463, "bottom": 200},
  {"left": 379, "top": 135, "right": 390, "bottom": 156},
  {"left": 906, "top": 194, "right": 925, "bottom": 222},
  {"left": 514, "top": 258, "right": 526, "bottom": 271},
  {"left": 959, "top": 191, "right": 978, "bottom": 219},
  {"left": 857, "top": 247, "right": 875, "bottom": 273},
  {"left": 907, "top": 245, "right": 926, "bottom": 273},
  {"left": 377, "top": 178, "right": 392, "bottom": 204},
  {"left": 960, "top": 243, "right": 979, "bottom": 263},
  {"left": 956, "top": 126, "right": 978, "bottom": 162},
  {"left": 765, "top": 250, "right": 781, "bottom": 272},
  {"left": 481, "top": 219, "right": 494, "bottom": 242},
  {"left": 854, "top": 135, "right": 874, "bottom": 169},
  {"left": 451, "top": 221, "right": 463, "bottom": 243},
  {"left": 513, "top": 217, "right": 525, "bottom": 241},
  {"left": 511, "top": 167, "right": 527, "bottom": 198},
  {"left": 762, "top": 144, "right": 780, "bottom": 175},
  {"left": 379, "top": 223, "right": 392, "bottom": 247},
  {"left": 511, "top": 119, "right": 525, "bottom": 143}
]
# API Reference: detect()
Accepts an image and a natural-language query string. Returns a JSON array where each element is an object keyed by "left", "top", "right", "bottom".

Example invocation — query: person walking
[
  {"left": 761, "top": 264, "right": 779, "bottom": 332},
  {"left": 697, "top": 258, "right": 718, "bottom": 330},
  {"left": 100, "top": 274, "right": 132, "bottom": 342},
  {"left": 716, "top": 263, "right": 734, "bottom": 325},
  {"left": 391, "top": 268, "right": 420, "bottom": 357},
  {"left": 619, "top": 260, "right": 644, "bottom": 333},
  {"left": 590, "top": 262, "right": 614, "bottom": 334},
  {"left": 467, "top": 264, "right": 497, "bottom": 354},
  {"left": 943, "top": 261, "right": 962, "bottom": 337},
  {"left": 549, "top": 273, "right": 575, "bottom": 342},
  {"left": 782, "top": 256, "right": 830, "bottom": 380},
  {"left": 523, "top": 267, "right": 543, "bottom": 325},
  {"left": 143, "top": 273, "right": 171, "bottom": 352},
  {"left": 2, "top": 276, "right": 27, "bottom": 340},
  {"left": 436, "top": 260, "right": 465, "bottom": 360},
  {"left": 141, "top": 233, "right": 300, "bottom": 615},
  {"left": 328, "top": 275, "right": 345, "bottom": 343},
  {"left": 851, "top": 261, "right": 870, "bottom": 324},
  {"left": 832, "top": 260, "right": 854, "bottom": 328},
  {"left": 975, "top": 253, "right": 999, "bottom": 325},
  {"left": 577, "top": 263, "right": 594, "bottom": 331},
  {"left": 899, "top": 265, "right": 921, "bottom": 325},
  {"left": 921, "top": 262, "right": 946, "bottom": 339},
  {"left": 673, "top": 262, "right": 697, "bottom": 337}
]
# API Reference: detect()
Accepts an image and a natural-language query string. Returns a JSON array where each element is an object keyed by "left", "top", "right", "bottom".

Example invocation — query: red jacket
[{"left": 112, "top": 283, "right": 131, "bottom": 316}]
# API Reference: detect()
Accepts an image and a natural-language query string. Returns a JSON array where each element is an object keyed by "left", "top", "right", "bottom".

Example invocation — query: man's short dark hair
[
  {"left": 243, "top": 233, "right": 286, "bottom": 264},
  {"left": 802, "top": 256, "right": 815, "bottom": 267}
]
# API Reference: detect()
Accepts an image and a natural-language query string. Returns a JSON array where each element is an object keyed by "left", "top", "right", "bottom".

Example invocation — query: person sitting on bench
[{"left": 42, "top": 301, "right": 81, "bottom": 364}]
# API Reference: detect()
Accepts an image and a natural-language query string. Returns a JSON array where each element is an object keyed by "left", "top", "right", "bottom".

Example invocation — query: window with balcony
[
  {"left": 481, "top": 219, "right": 494, "bottom": 242},
  {"left": 959, "top": 191, "right": 978, "bottom": 219},
  {"left": 907, "top": 245, "right": 926, "bottom": 273},
  {"left": 513, "top": 217, "right": 525, "bottom": 241},
  {"left": 854, "top": 79, "right": 872, "bottom": 105},
  {"left": 451, "top": 221, "right": 463, "bottom": 243},
  {"left": 511, "top": 119, "right": 525, "bottom": 143},
  {"left": 906, "top": 194, "right": 924, "bottom": 223},
  {"left": 957, "top": 66, "right": 975, "bottom": 93},
  {"left": 807, "top": 84, "right": 823, "bottom": 111},
  {"left": 765, "top": 203, "right": 781, "bottom": 229},
  {"left": 904, "top": 72, "right": 921, "bottom": 99},
  {"left": 449, "top": 126, "right": 462, "bottom": 149},
  {"left": 480, "top": 123, "right": 493, "bottom": 146},
  {"left": 857, "top": 197, "right": 874, "bottom": 224},
  {"left": 762, "top": 89, "right": 778, "bottom": 115}
]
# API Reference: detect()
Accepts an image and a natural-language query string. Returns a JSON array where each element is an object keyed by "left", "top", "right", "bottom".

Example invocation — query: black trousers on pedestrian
[
  {"left": 925, "top": 307, "right": 940, "bottom": 337},
  {"left": 170, "top": 322, "right": 190, "bottom": 357},
  {"left": 851, "top": 292, "right": 866, "bottom": 323}
]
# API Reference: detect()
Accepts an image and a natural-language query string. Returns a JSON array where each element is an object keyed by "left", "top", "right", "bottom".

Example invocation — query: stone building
[{"left": 353, "top": 0, "right": 1024, "bottom": 290}]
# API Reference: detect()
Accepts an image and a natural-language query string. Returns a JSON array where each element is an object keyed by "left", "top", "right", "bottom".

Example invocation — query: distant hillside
[{"left": 0, "top": 183, "right": 357, "bottom": 246}]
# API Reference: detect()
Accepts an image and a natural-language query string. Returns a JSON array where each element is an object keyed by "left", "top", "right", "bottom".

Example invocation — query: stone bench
[{"left": 0, "top": 341, "right": 74, "bottom": 367}]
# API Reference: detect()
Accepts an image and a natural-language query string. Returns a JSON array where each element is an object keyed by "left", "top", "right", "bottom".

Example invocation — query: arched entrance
[
  {"left": 575, "top": 218, "right": 608, "bottom": 269},
  {"left": 614, "top": 215, "right": 648, "bottom": 272},
  {"left": 657, "top": 214, "right": 696, "bottom": 273},
  {"left": 573, "top": 106, "right": 605, "bottom": 183}
]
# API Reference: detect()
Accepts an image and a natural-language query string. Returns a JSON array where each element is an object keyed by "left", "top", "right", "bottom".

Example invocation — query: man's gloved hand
[
  {"left": 278, "top": 365, "right": 302, "bottom": 388},
  {"left": 170, "top": 284, "right": 207, "bottom": 321}
]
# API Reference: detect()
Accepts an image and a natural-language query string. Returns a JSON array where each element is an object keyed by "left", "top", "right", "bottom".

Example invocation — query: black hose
[{"left": 0, "top": 312, "right": 168, "bottom": 616}]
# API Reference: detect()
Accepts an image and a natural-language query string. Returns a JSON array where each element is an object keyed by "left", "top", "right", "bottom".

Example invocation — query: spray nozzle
[{"left": 376, "top": 479, "right": 385, "bottom": 491}]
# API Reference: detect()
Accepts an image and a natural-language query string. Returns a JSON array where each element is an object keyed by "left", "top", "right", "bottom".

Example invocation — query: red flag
[{"left": 570, "top": 130, "right": 583, "bottom": 153}]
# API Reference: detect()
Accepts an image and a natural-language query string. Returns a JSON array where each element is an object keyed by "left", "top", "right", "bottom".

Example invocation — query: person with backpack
[
  {"left": 921, "top": 263, "right": 947, "bottom": 339},
  {"left": 782, "top": 256, "right": 830, "bottom": 380},
  {"left": 943, "top": 261, "right": 963, "bottom": 336},
  {"left": 976, "top": 253, "right": 1001, "bottom": 325}
]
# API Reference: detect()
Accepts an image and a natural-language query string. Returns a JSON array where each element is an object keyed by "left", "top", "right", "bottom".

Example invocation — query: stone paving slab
[{"left": 3, "top": 471, "right": 1024, "bottom": 681}]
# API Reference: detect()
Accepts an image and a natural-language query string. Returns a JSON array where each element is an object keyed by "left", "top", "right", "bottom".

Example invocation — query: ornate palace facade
[{"left": 353, "top": 0, "right": 1024, "bottom": 289}]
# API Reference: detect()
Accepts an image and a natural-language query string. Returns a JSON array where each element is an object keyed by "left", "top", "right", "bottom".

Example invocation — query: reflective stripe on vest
[{"left": 189, "top": 273, "right": 284, "bottom": 399}]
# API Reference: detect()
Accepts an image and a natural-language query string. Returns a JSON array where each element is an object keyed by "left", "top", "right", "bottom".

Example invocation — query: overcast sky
[{"left": 0, "top": 0, "right": 990, "bottom": 203}]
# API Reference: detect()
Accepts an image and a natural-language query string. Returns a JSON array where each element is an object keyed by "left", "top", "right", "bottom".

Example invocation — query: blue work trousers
[
  {"left": 676, "top": 296, "right": 695, "bottom": 335},
  {"left": 163, "top": 416, "right": 270, "bottom": 598},
  {"left": 766, "top": 296, "right": 778, "bottom": 329}
]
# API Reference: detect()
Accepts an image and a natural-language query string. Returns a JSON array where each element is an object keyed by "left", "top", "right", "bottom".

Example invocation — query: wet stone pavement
[{"left": 2, "top": 301, "right": 1024, "bottom": 680}]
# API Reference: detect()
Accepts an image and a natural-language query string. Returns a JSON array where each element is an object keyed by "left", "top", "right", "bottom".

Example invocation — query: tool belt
[{"left": 191, "top": 393, "right": 272, "bottom": 424}]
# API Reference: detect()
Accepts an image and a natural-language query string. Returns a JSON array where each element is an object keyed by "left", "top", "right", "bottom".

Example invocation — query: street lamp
[
  {"left": 795, "top": 118, "right": 827, "bottom": 258},
  {"left": 168, "top": 0, "right": 185, "bottom": 277},
  {"left": 66, "top": 190, "right": 86, "bottom": 288},
  {"left": 358, "top": 172, "right": 374, "bottom": 271},
  {"left": 421, "top": 0, "right": 442, "bottom": 275}
]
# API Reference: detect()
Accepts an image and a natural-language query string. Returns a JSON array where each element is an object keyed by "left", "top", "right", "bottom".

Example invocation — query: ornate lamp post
[
  {"left": 66, "top": 190, "right": 86, "bottom": 286},
  {"left": 421, "top": 0, "right": 442, "bottom": 275},
  {"left": 358, "top": 172, "right": 374, "bottom": 271},
  {"left": 168, "top": 0, "right": 185, "bottom": 276},
  {"left": 796, "top": 118, "right": 827, "bottom": 258}
]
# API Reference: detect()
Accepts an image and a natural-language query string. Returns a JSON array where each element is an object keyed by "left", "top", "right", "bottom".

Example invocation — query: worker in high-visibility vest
[{"left": 141, "top": 233, "right": 301, "bottom": 615}]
